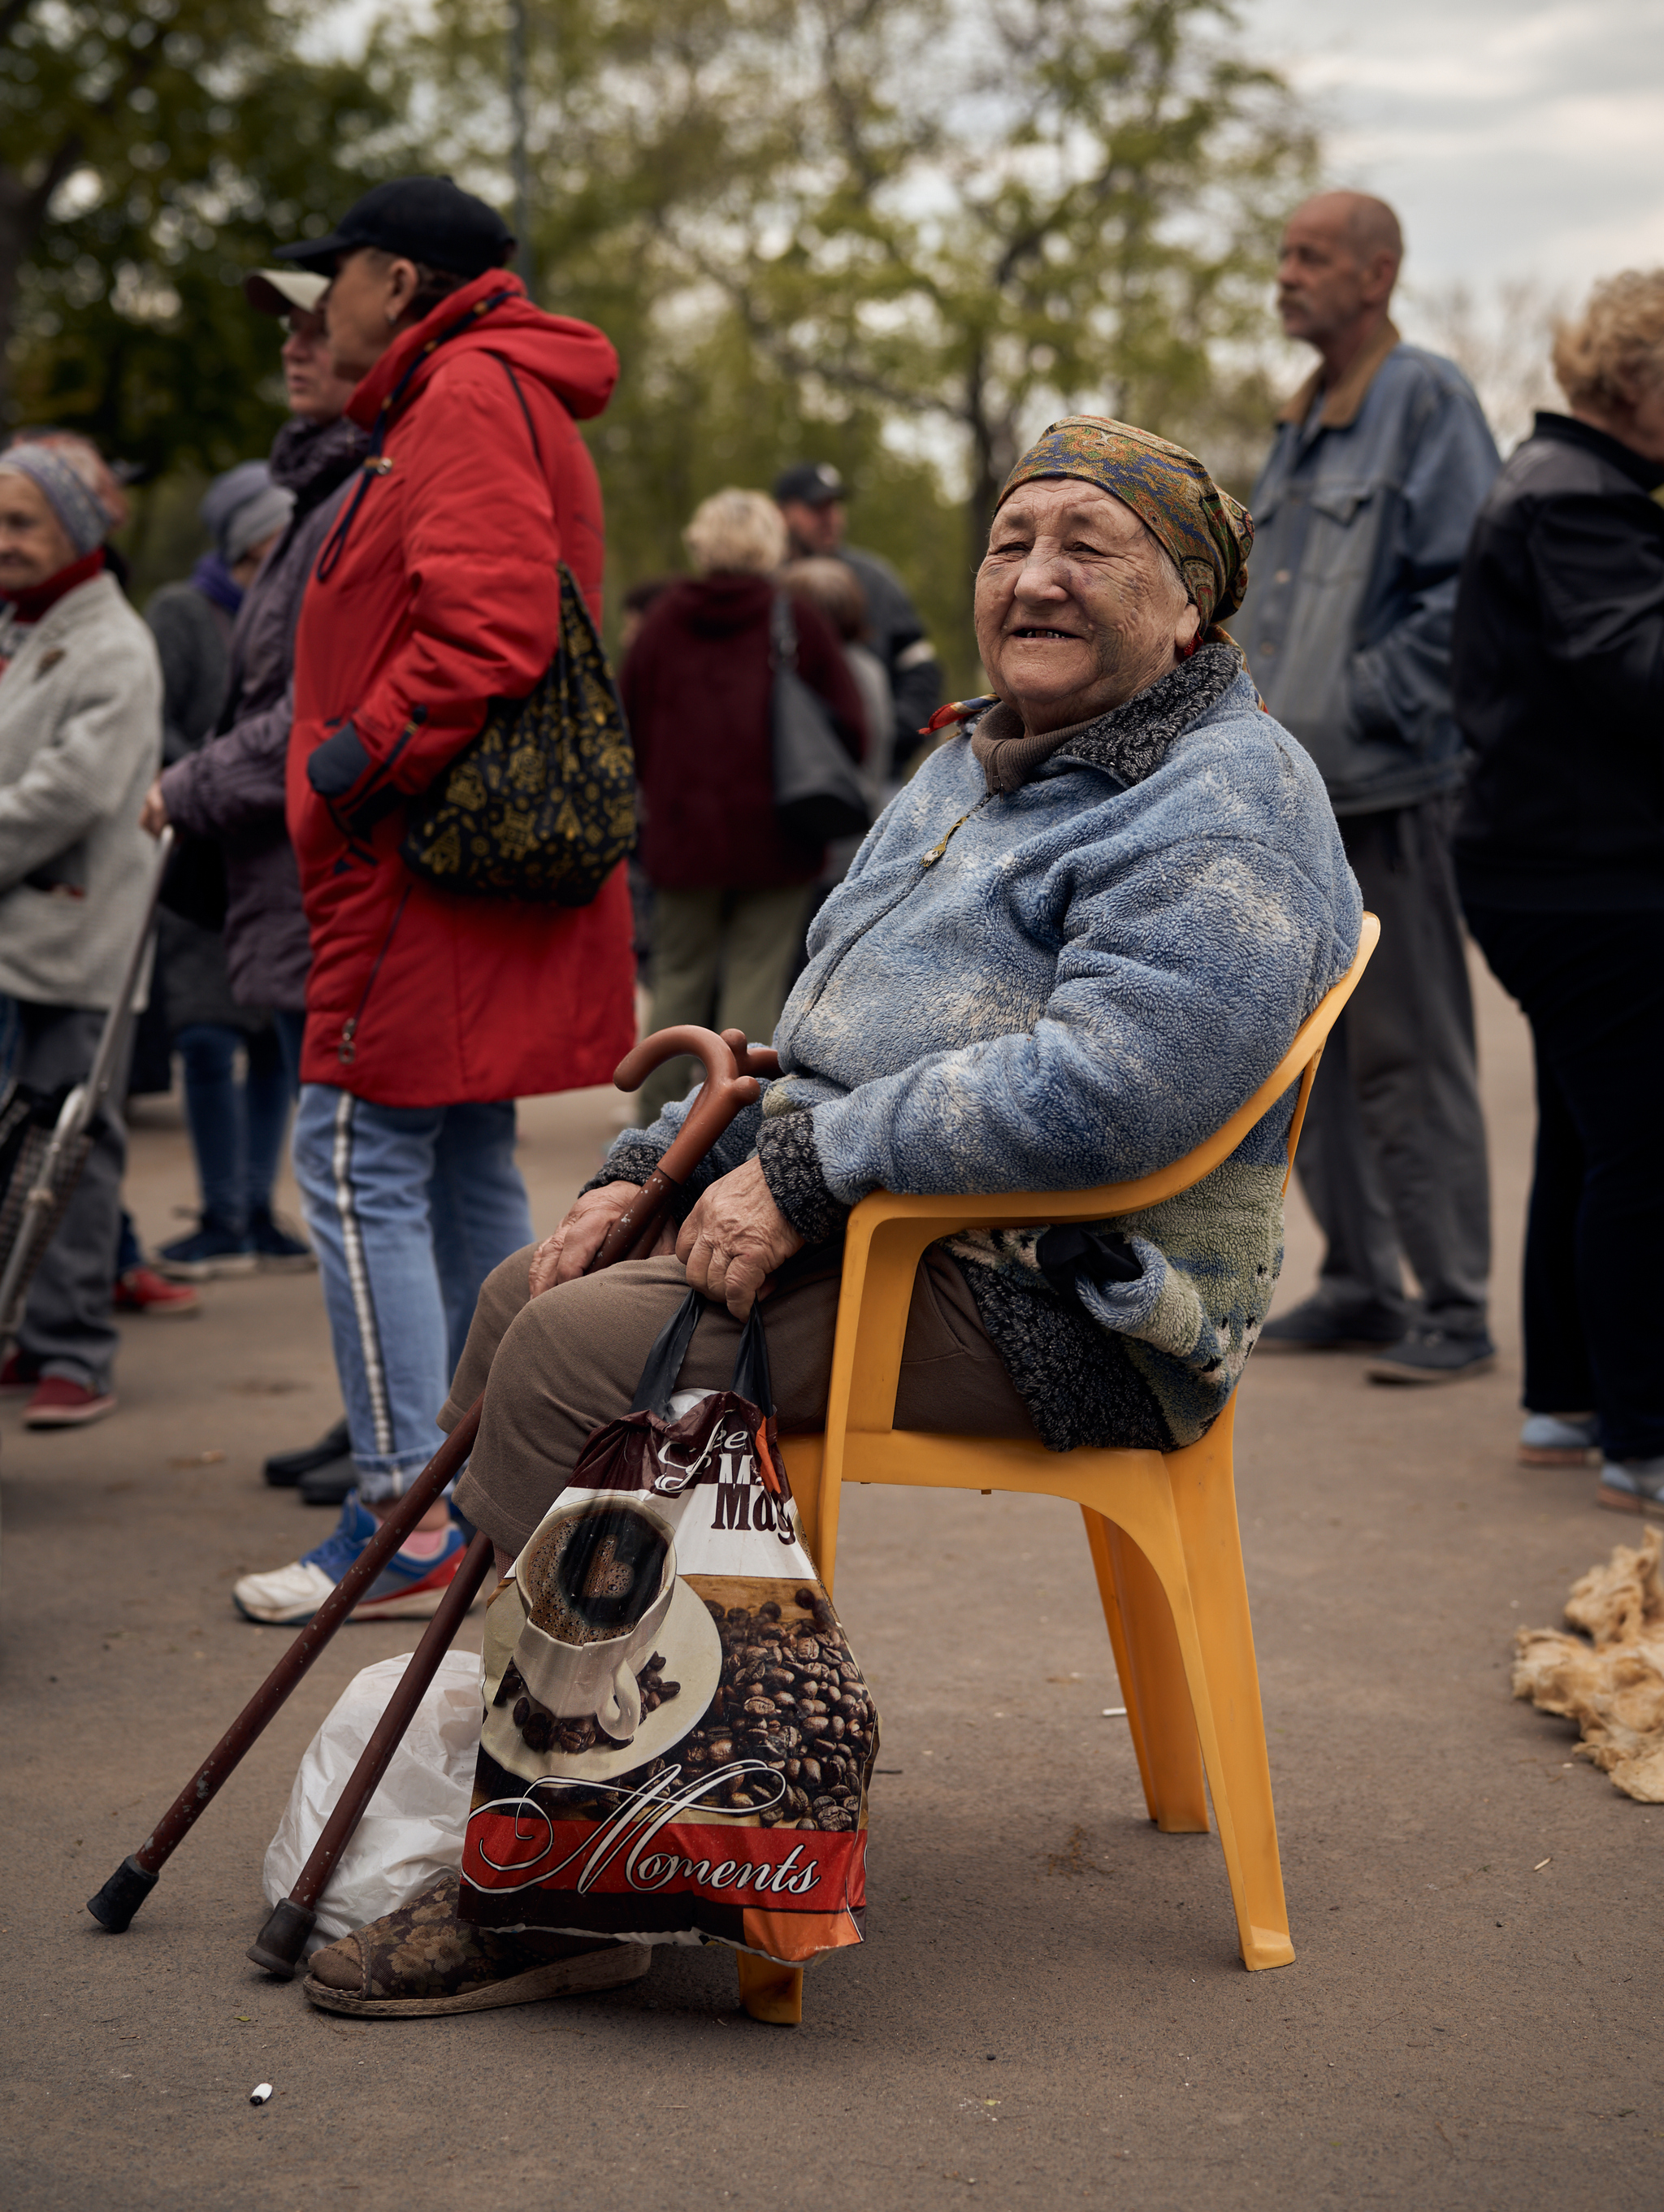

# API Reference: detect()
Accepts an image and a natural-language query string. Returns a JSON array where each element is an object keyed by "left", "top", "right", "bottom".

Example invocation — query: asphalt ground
[{"left": 1, "top": 958, "right": 1658, "bottom": 2211}]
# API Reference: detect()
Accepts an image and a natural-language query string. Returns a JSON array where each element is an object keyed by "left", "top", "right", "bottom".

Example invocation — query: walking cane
[
  {"left": 0, "top": 827, "right": 173, "bottom": 1336},
  {"left": 89, "top": 1024, "right": 778, "bottom": 1943}
]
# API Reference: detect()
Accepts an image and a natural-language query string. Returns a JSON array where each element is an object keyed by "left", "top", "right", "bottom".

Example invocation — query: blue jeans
[
  {"left": 292, "top": 1085, "right": 535, "bottom": 1502},
  {"left": 175, "top": 1023, "right": 294, "bottom": 1231}
]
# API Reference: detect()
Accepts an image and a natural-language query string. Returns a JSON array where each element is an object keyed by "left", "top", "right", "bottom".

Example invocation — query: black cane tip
[
  {"left": 247, "top": 1897, "right": 317, "bottom": 1980},
  {"left": 87, "top": 1854, "right": 159, "bottom": 1932}
]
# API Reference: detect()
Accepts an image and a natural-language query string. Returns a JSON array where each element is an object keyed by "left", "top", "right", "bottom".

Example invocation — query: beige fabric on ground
[{"left": 447, "top": 1243, "right": 1036, "bottom": 1557}]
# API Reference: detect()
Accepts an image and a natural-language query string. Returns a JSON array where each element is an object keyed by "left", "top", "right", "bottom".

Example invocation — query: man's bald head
[
  {"left": 1276, "top": 192, "right": 1404, "bottom": 371},
  {"left": 1296, "top": 191, "right": 1402, "bottom": 269}
]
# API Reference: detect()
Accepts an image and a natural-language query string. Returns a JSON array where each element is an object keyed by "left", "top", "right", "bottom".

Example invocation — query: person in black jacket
[
  {"left": 1452, "top": 267, "right": 1664, "bottom": 1516},
  {"left": 774, "top": 462, "right": 942, "bottom": 769}
]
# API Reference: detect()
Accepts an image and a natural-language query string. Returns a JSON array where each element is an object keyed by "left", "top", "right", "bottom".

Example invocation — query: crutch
[
  {"left": 0, "top": 826, "right": 174, "bottom": 1337},
  {"left": 88, "top": 1022, "right": 778, "bottom": 1954}
]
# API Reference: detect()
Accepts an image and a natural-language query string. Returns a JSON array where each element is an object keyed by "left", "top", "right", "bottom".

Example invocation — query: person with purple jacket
[{"left": 141, "top": 266, "right": 364, "bottom": 1501}]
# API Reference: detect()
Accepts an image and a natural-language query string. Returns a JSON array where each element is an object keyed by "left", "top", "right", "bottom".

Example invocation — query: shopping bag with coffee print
[{"left": 459, "top": 1290, "right": 878, "bottom": 1967}]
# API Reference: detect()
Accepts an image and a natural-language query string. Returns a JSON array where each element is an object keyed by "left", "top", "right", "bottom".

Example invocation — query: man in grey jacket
[{"left": 1237, "top": 192, "right": 1501, "bottom": 1384}]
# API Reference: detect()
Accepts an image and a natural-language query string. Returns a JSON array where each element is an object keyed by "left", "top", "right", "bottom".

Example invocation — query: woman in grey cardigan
[{"left": 0, "top": 434, "right": 162, "bottom": 1427}]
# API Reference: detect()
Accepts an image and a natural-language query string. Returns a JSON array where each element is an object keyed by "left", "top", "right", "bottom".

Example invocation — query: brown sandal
[{"left": 302, "top": 1872, "right": 651, "bottom": 2018}]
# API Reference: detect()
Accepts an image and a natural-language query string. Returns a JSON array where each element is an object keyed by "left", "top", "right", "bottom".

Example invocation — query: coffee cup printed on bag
[{"left": 514, "top": 1497, "right": 678, "bottom": 1745}]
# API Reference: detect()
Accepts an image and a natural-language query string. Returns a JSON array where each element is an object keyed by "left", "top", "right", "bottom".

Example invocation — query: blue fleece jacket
[{"left": 601, "top": 645, "right": 1363, "bottom": 1449}]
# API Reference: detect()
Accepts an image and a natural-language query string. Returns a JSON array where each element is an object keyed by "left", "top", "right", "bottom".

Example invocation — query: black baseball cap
[
  {"left": 275, "top": 177, "right": 516, "bottom": 279},
  {"left": 774, "top": 462, "right": 847, "bottom": 507}
]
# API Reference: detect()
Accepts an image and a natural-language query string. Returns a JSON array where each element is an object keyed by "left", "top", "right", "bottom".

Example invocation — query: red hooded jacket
[{"left": 286, "top": 271, "right": 636, "bottom": 1105}]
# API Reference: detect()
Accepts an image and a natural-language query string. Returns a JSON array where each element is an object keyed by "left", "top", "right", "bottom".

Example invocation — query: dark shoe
[
  {"left": 0, "top": 1351, "right": 39, "bottom": 1392},
  {"left": 299, "top": 1455, "right": 357, "bottom": 1507},
  {"left": 248, "top": 1205, "right": 316, "bottom": 1273},
  {"left": 157, "top": 1212, "right": 255, "bottom": 1281},
  {"left": 113, "top": 1264, "right": 202, "bottom": 1317},
  {"left": 1366, "top": 1328, "right": 1497, "bottom": 1385},
  {"left": 302, "top": 1872, "right": 651, "bottom": 2017},
  {"left": 264, "top": 1416, "right": 351, "bottom": 1489},
  {"left": 24, "top": 1376, "right": 117, "bottom": 1427},
  {"left": 1259, "top": 1294, "right": 1404, "bottom": 1353}
]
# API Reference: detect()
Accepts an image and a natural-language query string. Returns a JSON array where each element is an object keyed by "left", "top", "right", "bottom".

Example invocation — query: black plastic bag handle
[{"left": 630, "top": 1289, "right": 774, "bottom": 1420}]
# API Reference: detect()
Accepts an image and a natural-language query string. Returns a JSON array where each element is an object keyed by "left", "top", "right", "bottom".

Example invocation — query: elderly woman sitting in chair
[{"left": 304, "top": 417, "right": 1361, "bottom": 2013}]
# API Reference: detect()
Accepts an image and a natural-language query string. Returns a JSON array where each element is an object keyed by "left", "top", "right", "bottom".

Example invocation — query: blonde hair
[
  {"left": 682, "top": 488, "right": 788, "bottom": 577},
  {"left": 1553, "top": 270, "right": 1664, "bottom": 413}
]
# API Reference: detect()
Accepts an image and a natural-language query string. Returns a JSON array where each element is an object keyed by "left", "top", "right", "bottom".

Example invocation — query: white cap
[{"left": 243, "top": 268, "right": 329, "bottom": 318}]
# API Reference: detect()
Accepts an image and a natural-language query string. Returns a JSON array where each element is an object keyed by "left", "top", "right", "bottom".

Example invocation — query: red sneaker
[
  {"left": 114, "top": 1265, "right": 201, "bottom": 1317},
  {"left": 24, "top": 1376, "right": 118, "bottom": 1428}
]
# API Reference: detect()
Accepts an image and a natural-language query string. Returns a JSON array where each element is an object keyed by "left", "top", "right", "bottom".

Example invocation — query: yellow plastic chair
[{"left": 738, "top": 914, "right": 1380, "bottom": 2026}]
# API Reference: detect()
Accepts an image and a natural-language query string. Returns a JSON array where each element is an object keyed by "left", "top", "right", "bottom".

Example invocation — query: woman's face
[
  {"left": 974, "top": 479, "right": 1202, "bottom": 733},
  {"left": 0, "top": 472, "right": 79, "bottom": 594},
  {"left": 323, "top": 249, "right": 421, "bottom": 382},
  {"left": 282, "top": 306, "right": 362, "bottom": 422}
]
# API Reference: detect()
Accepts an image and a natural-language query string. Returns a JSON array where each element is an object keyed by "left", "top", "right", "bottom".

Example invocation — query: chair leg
[
  {"left": 1081, "top": 1507, "right": 1209, "bottom": 1833},
  {"left": 735, "top": 1953, "right": 804, "bottom": 2025},
  {"left": 1155, "top": 1435, "right": 1295, "bottom": 1971}
]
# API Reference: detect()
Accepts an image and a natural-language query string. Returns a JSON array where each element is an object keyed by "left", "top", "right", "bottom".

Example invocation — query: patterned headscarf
[
  {"left": 0, "top": 433, "right": 128, "bottom": 557},
  {"left": 996, "top": 415, "right": 1252, "bottom": 637}
]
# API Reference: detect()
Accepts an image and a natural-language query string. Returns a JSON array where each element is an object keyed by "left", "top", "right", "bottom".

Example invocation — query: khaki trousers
[
  {"left": 447, "top": 1245, "right": 1035, "bottom": 1559},
  {"left": 635, "top": 884, "right": 813, "bottom": 1126}
]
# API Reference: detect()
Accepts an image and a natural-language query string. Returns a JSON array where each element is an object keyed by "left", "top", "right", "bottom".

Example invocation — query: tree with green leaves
[
  {"left": 400, "top": 0, "right": 1312, "bottom": 678},
  {"left": 0, "top": 0, "right": 409, "bottom": 476}
]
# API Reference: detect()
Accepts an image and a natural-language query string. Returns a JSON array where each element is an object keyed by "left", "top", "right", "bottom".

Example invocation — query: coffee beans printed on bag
[
  {"left": 494, "top": 1589, "right": 875, "bottom": 1833},
  {"left": 498, "top": 1650, "right": 680, "bottom": 1756},
  {"left": 680, "top": 1591, "right": 878, "bottom": 1835}
]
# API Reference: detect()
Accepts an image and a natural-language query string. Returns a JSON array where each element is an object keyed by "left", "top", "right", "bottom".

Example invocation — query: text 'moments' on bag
[{"left": 460, "top": 1302, "right": 878, "bottom": 1968}]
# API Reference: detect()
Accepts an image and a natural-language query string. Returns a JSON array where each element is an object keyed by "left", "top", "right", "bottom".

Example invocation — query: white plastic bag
[{"left": 262, "top": 1650, "right": 482, "bottom": 1952}]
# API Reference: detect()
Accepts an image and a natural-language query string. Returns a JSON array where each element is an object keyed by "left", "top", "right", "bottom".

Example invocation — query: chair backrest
[{"left": 845, "top": 912, "right": 1380, "bottom": 1235}]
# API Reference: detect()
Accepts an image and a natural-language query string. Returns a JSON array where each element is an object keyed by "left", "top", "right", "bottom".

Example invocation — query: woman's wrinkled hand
[
  {"left": 139, "top": 779, "right": 169, "bottom": 839},
  {"left": 526, "top": 1181, "right": 674, "bottom": 1298},
  {"left": 677, "top": 1158, "right": 804, "bottom": 1319}
]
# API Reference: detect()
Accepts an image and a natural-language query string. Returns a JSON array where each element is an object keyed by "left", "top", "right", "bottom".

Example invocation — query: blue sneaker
[
  {"left": 157, "top": 1211, "right": 256, "bottom": 1281},
  {"left": 232, "top": 1494, "right": 469, "bottom": 1624},
  {"left": 248, "top": 1204, "right": 317, "bottom": 1273}
]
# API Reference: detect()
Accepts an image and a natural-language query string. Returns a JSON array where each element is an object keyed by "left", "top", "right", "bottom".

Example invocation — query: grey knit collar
[{"left": 971, "top": 642, "right": 1242, "bottom": 795}]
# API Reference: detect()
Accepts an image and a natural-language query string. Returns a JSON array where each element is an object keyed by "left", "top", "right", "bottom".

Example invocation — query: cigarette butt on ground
[
  {"left": 1102, "top": 1706, "right": 1128, "bottom": 1717},
  {"left": 249, "top": 2083, "right": 273, "bottom": 2106}
]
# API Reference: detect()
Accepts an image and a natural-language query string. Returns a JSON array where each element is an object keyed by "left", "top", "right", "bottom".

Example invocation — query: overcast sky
[{"left": 1251, "top": 0, "right": 1664, "bottom": 302}]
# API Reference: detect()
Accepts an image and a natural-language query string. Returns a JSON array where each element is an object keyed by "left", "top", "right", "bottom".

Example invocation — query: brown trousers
[{"left": 447, "top": 1246, "right": 1036, "bottom": 1559}]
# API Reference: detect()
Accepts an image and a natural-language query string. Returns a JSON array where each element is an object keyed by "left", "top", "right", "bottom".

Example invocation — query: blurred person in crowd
[
  {"left": 774, "top": 462, "right": 941, "bottom": 768},
  {"left": 618, "top": 575, "right": 677, "bottom": 657},
  {"left": 781, "top": 554, "right": 895, "bottom": 796},
  {"left": 616, "top": 577, "right": 678, "bottom": 1005},
  {"left": 230, "top": 177, "right": 636, "bottom": 1626},
  {"left": 0, "top": 433, "right": 162, "bottom": 1427},
  {"left": 621, "top": 489, "right": 864, "bottom": 1129},
  {"left": 1236, "top": 192, "right": 1502, "bottom": 1385},
  {"left": 141, "top": 267, "right": 367, "bottom": 1503},
  {"left": 301, "top": 414, "right": 1363, "bottom": 2015},
  {"left": 145, "top": 462, "right": 307, "bottom": 1286},
  {"left": 1453, "top": 271, "right": 1664, "bottom": 1516}
]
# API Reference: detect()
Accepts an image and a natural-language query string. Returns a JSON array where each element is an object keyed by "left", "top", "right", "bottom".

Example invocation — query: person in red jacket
[
  {"left": 623, "top": 489, "right": 864, "bottom": 1125},
  {"left": 233, "top": 178, "right": 635, "bottom": 1627}
]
